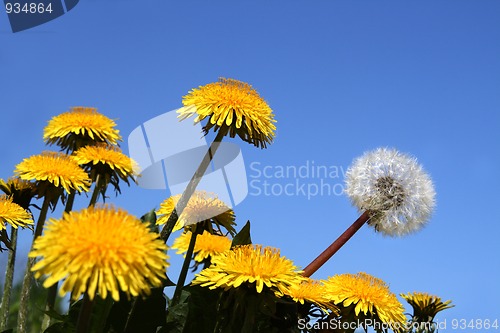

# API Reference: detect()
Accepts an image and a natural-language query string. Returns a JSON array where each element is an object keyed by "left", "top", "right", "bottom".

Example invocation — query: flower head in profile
[
  {"left": 0, "top": 177, "right": 36, "bottom": 208},
  {"left": 345, "top": 148, "right": 435, "bottom": 236},
  {"left": 0, "top": 195, "right": 33, "bottom": 231},
  {"left": 172, "top": 230, "right": 231, "bottom": 262},
  {"left": 44, "top": 107, "right": 121, "bottom": 152},
  {"left": 178, "top": 78, "right": 276, "bottom": 148},
  {"left": 192, "top": 244, "right": 305, "bottom": 295},
  {"left": 15, "top": 151, "right": 91, "bottom": 195},
  {"left": 72, "top": 143, "right": 138, "bottom": 194},
  {"left": 29, "top": 205, "right": 169, "bottom": 301},
  {"left": 401, "top": 292, "right": 454, "bottom": 322},
  {"left": 324, "top": 272, "right": 406, "bottom": 328},
  {"left": 284, "top": 278, "right": 339, "bottom": 314},
  {"left": 157, "top": 191, "right": 236, "bottom": 234},
  {"left": 0, "top": 195, "right": 34, "bottom": 250}
]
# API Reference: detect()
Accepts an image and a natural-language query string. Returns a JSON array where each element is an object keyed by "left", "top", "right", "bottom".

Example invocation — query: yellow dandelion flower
[
  {"left": 0, "top": 177, "right": 34, "bottom": 195},
  {"left": 284, "top": 278, "right": 339, "bottom": 313},
  {"left": 172, "top": 230, "right": 231, "bottom": 262},
  {"left": 0, "top": 177, "right": 36, "bottom": 208},
  {"left": 44, "top": 107, "right": 121, "bottom": 151},
  {"left": 179, "top": 78, "right": 276, "bottom": 148},
  {"left": 192, "top": 244, "right": 305, "bottom": 294},
  {"left": 73, "top": 143, "right": 138, "bottom": 183},
  {"left": 401, "top": 292, "right": 453, "bottom": 321},
  {"left": 29, "top": 205, "right": 169, "bottom": 301},
  {"left": 324, "top": 272, "right": 406, "bottom": 327},
  {"left": 15, "top": 151, "right": 90, "bottom": 194},
  {"left": 0, "top": 195, "right": 33, "bottom": 230},
  {"left": 157, "top": 191, "right": 235, "bottom": 234}
]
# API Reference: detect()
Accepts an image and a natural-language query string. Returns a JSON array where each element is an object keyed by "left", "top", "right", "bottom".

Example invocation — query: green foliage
[
  {"left": 231, "top": 220, "right": 252, "bottom": 248},
  {"left": 140, "top": 208, "right": 161, "bottom": 233},
  {"left": 164, "top": 290, "right": 190, "bottom": 333},
  {"left": 212, "top": 285, "right": 300, "bottom": 333},
  {"left": 164, "top": 285, "right": 220, "bottom": 333}
]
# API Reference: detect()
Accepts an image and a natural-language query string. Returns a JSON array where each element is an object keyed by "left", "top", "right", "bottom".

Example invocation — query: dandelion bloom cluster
[
  {"left": 401, "top": 292, "right": 453, "bottom": 321},
  {"left": 157, "top": 191, "right": 235, "bottom": 233},
  {"left": 72, "top": 144, "right": 138, "bottom": 181},
  {"left": 29, "top": 206, "right": 169, "bottom": 301},
  {"left": 284, "top": 278, "right": 338, "bottom": 313},
  {"left": 345, "top": 148, "right": 435, "bottom": 236},
  {"left": 324, "top": 272, "right": 406, "bottom": 326},
  {"left": 0, "top": 195, "right": 33, "bottom": 230},
  {"left": 44, "top": 107, "right": 121, "bottom": 151},
  {"left": 172, "top": 230, "right": 231, "bottom": 262},
  {"left": 179, "top": 78, "right": 276, "bottom": 148},
  {"left": 15, "top": 151, "right": 91, "bottom": 194},
  {"left": 192, "top": 244, "right": 304, "bottom": 295}
]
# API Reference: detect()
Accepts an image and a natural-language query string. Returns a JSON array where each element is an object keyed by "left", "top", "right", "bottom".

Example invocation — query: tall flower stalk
[
  {"left": 17, "top": 195, "right": 51, "bottom": 333},
  {"left": 303, "top": 211, "right": 371, "bottom": 278},
  {"left": 159, "top": 128, "right": 227, "bottom": 243},
  {"left": 0, "top": 226, "right": 17, "bottom": 330},
  {"left": 0, "top": 179, "right": 34, "bottom": 331},
  {"left": 303, "top": 148, "right": 435, "bottom": 277},
  {"left": 171, "top": 224, "right": 202, "bottom": 306}
]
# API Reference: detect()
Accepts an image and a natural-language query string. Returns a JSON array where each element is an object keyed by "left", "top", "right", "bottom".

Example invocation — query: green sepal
[{"left": 231, "top": 220, "right": 252, "bottom": 248}]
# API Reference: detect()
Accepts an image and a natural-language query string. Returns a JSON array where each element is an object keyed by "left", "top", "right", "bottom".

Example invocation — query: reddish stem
[{"left": 302, "top": 211, "right": 371, "bottom": 277}]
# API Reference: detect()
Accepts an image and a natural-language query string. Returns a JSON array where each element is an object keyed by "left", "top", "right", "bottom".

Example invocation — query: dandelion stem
[
  {"left": 160, "top": 129, "right": 227, "bottom": 243},
  {"left": 76, "top": 293, "right": 94, "bottom": 333},
  {"left": 17, "top": 195, "right": 51, "bottom": 333},
  {"left": 41, "top": 287, "right": 58, "bottom": 330},
  {"left": 303, "top": 211, "right": 371, "bottom": 277},
  {"left": 123, "top": 297, "right": 139, "bottom": 333},
  {"left": 0, "top": 227, "right": 17, "bottom": 330},
  {"left": 171, "top": 224, "right": 202, "bottom": 307},
  {"left": 89, "top": 174, "right": 102, "bottom": 207},
  {"left": 65, "top": 191, "right": 76, "bottom": 213}
]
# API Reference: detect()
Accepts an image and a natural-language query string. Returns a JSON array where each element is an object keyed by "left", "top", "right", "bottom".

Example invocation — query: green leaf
[
  {"left": 141, "top": 209, "right": 159, "bottom": 233},
  {"left": 165, "top": 290, "right": 191, "bottom": 333},
  {"left": 41, "top": 308, "right": 67, "bottom": 322},
  {"left": 182, "top": 285, "right": 219, "bottom": 333},
  {"left": 231, "top": 220, "right": 252, "bottom": 248}
]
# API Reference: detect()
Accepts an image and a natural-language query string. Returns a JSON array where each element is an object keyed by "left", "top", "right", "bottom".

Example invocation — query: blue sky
[{"left": 1, "top": 0, "right": 499, "bottom": 328}]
